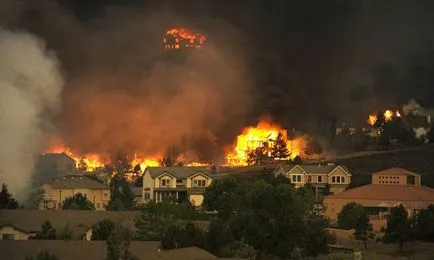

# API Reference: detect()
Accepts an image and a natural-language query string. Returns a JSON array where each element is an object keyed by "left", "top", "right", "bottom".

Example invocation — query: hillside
[
  {"left": 215, "top": 144, "right": 434, "bottom": 187},
  {"left": 330, "top": 144, "right": 434, "bottom": 187}
]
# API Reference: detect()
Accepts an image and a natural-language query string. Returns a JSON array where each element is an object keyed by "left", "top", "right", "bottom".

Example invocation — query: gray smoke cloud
[
  {"left": 0, "top": 29, "right": 63, "bottom": 200},
  {"left": 402, "top": 99, "right": 426, "bottom": 116}
]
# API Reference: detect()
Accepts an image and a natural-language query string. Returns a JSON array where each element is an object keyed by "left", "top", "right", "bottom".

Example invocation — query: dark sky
[{"left": 2, "top": 0, "right": 434, "bottom": 159}]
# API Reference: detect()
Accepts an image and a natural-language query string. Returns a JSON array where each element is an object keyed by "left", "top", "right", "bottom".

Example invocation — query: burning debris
[
  {"left": 164, "top": 27, "right": 206, "bottom": 50},
  {"left": 367, "top": 110, "right": 401, "bottom": 126}
]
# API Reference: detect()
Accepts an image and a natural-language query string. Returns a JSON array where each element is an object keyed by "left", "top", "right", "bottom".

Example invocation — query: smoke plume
[
  {"left": 402, "top": 99, "right": 426, "bottom": 116},
  {"left": 0, "top": 29, "right": 63, "bottom": 200}
]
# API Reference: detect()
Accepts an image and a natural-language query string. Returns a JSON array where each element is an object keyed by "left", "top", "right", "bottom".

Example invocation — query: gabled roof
[
  {"left": 276, "top": 164, "right": 350, "bottom": 175},
  {"left": 325, "top": 184, "right": 434, "bottom": 201},
  {"left": 48, "top": 175, "right": 109, "bottom": 190},
  {"left": 372, "top": 167, "right": 420, "bottom": 177},
  {"left": 145, "top": 167, "right": 211, "bottom": 179}
]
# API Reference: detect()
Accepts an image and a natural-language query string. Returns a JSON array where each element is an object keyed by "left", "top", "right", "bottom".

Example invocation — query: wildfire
[
  {"left": 225, "top": 119, "right": 312, "bottom": 166},
  {"left": 164, "top": 27, "right": 206, "bottom": 50},
  {"left": 367, "top": 110, "right": 401, "bottom": 126}
]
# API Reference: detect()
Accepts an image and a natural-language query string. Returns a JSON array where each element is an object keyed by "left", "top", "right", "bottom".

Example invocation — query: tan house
[
  {"left": 324, "top": 167, "right": 434, "bottom": 231},
  {"left": 142, "top": 167, "right": 213, "bottom": 206},
  {"left": 273, "top": 164, "right": 352, "bottom": 193},
  {"left": 41, "top": 175, "right": 110, "bottom": 211}
]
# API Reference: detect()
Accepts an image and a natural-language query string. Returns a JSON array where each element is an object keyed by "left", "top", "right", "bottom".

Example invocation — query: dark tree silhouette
[
  {"left": 62, "top": 193, "right": 95, "bottom": 210},
  {"left": 271, "top": 133, "right": 289, "bottom": 159},
  {"left": 92, "top": 219, "right": 116, "bottom": 240},
  {"left": 107, "top": 175, "right": 135, "bottom": 211},
  {"left": 31, "top": 220, "right": 56, "bottom": 240},
  {"left": 0, "top": 183, "right": 19, "bottom": 209},
  {"left": 383, "top": 204, "right": 413, "bottom": 250}
]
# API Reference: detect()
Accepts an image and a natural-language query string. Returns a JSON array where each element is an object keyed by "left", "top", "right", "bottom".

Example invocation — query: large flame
[
  {"left": 164, "top": 27, "right": 206, "bottom": 50},
  {"left": 225, "top": 119, "right": 315, "bottom": 166},
  {"left": 367, "top": 109, "right": 401, "bottom": 126}
]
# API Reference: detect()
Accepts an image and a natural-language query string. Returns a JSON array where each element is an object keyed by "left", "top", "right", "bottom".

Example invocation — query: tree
[
  {"left": 112, "top": 151, "right": 132, "bottom": 176},
  {"left": 320, "top": 184, "right": 332, "bottom": 196},
  {"left": 271, "top": 132, "right": 289, "bottom": 160},
  {"left": 383, "top": 204, "right": 413, "bottom": 250},
  {"left": 411, "top": 204, "right": 434, "bottom": 242},
  {"left": 337, "top": 202, "right": 366, "bottom": 230},
  {"left": 202, "top": 178, "right": 241, "bottom": 221},
  {"left": 161, "top": 222, "right": 205, "bottom": 249},
  {"left": 246, "top": 146, "right": 269, "bottom": 166},
  {"left": 292, "top": 156, "right": 302, "bottom": 164},
  {"left": 106, "top": 224, "right": 133, "bottom": 260},
  {"left": 0, "top": 183, "right": 19, "bottom": 209},
  {"left": 32, "top": 220, "right": 56, "bottom": 240},
  {"left": 25, "top": 250, "right": 59, "bottom": 260},
  {"left": 351, "top": 130, "right": 369, "bottom": 151},
  {"left": 58, "top": 224, "right": 73, "bottom": 241},
  {"left": 134, "top": 201, "right": 177, "bottom": 241},
  {"left": 77, "top": 158, "right": 88, "bottom": 173},
  {"left": 62, "top": 193, "right": 95, "bottom": 210},
  {"left": 27, "top": 185, "right": 45, "bottom": 209},
  {"left": 92, "top": 218, "right": 116, "bottom": 240},
  {"left": 353, "top": 212, "right": 374, "bottom": 249},
  {"left": 107, "top": 175, "right": 135, "bottom": 210}
]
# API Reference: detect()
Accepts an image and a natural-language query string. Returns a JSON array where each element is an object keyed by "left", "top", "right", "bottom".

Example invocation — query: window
[
  {"left": 317, "top": 176, "right": 322, "bottom": 183},
  {"left": 292, "top": 175, "right": 297, "bottom": 182},
  {"left": 144, "top": 192, "right": 150, "bottom": 200},
  {"left": 97, "top": 203, "right": 101, "bottom": 208},
  {"left": 104, "top": 193, "right": 108, "bottom": 197},
  {"left": 297, "top": 175, "right": 301, "bottom": 182},
  {"left": 308, "top": 176, "right": 312, "bottom": 183},
  {"left": 2, "top": 234, "right": 14, "bottom": 240},
  {"left": 193, "top": 179, "right": 206, "bottom": 187},
  {"left": 332, "top": 176, "right": 336, "bottom": 183},
  {"left": 341, "top": 177, "right": 345, "bottom": 183},
  {"left": 161, "top": 179, "right": 171, "bottom": 187}
]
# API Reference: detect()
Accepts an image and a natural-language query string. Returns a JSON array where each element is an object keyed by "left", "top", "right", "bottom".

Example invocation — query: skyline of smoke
[{"left": 0, "top": 29, "right": 64, "bottom": 200}]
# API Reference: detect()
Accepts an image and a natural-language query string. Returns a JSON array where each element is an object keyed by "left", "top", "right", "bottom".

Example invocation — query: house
[
  {"left": 132, "top": 187, "right": 143, "bottom": 206},
  {"left": 0, "top": 210, "right": 137, "bottom": 241},
  {"left": 273, "top": 164, "right": 352, "bottom": 193},
  {"left": 142, "top": 167, "right": 213, "bottom": 206},
  {"left": 0, "top": 240, "right": 222, "bottom": 260},
  {"left": 41, "top": 175, "right": 110, "bottom": 210},
  {"left": 324, "top": 167, "right": 434, "bottom": 231}
]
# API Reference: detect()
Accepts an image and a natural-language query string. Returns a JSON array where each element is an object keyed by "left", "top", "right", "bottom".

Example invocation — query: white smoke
[
  {"left": 0, "top": 30, "right": 63, "bottom": 200},
  {"left": 402, "top": 99, "right": 426, "bottom": 116}
]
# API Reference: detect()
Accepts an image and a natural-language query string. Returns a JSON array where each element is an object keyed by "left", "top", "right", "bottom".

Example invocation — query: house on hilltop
[
  {"left": 142, "top": 167, "right": 213, "bottom": 206},
  {"left": 41, "top": 175, "right": 110, "bottom": 211},
  {"left": 324, "top": 167, "right": 434, "bottom": 231},
  {"left": 273, "top": 164, "right": 352, "bottom": 193}
]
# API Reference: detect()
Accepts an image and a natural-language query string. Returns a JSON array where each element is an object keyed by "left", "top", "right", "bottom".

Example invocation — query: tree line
[{"left": 337, "top": 202, "right": 434, "bottom": 250}]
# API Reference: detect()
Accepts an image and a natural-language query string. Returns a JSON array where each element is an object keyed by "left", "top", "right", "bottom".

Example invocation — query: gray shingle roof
[
  {"left": 145, "top": 167, "right": 211, "bottom": 179},
  {"left": 0, "top": 240, "right": 220, "bottom": 260},
  {"left": 49, "top": 175, "right": 109, "bottom": 190},
  {"left": 0, "top": 210, "right": 138, "bottom": 238}
]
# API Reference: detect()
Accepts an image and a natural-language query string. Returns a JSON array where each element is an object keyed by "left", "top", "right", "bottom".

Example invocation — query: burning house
[{"left": 164, "top": 28, "right": 206, "bottom": 50}]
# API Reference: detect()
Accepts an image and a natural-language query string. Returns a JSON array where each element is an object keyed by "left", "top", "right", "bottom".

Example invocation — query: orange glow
[
  {"left": 131, "top": 155, "right": 160, "bottom": 172},
  {"left": 367, "top": 109, "right": 401, "bottom": 126},
  {"left": 185, "top": 162, "right": 210, "bottom": 167},
  {"left": 164, "top": 27, "right": 206, "bottom": 50},
  {"left": 225, "top": 119, "right": 315, "bottom": 166}
]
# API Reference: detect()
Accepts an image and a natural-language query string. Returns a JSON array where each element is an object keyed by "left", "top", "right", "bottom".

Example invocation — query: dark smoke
[{"left": 1, "top": 0, "right": 434, "bottom": 165}]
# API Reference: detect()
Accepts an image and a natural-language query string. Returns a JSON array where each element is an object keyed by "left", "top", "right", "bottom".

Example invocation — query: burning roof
[{"left": 164, "top": 27, "right": 206, "bottom": 50}]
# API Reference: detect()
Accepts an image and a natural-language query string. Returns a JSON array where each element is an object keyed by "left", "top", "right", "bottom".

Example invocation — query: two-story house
[
  {"left": 273, "top": 163, "right": 352, "bottom": 193},
  {"left": 41, "top": 175, "right": 110, "bottom": 211},
  {"left": 324, "top": 167, "right": 434, "bottom": 231},
  {"left": 142, "top": 167, "right": 213, "bottom": 206}
]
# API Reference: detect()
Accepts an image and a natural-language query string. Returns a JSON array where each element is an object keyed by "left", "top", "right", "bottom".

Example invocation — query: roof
[
  {"left": 0, "top": 240, "right": 221, "bottom": 260},
  {"left": 277, "top": 164, "right": 351, "bottom": 175},
  {"left": 48, "top": 175, "right": 109, "bottom": 190},
  {"left": 325, "top": 184, "right": 434, "bottom": 202},
  {"left": 372, "top": 167, "right": 420, "bottom": 177},
  {"left": 0, "top": 210, "right": 138, "bottom": 238},
  {"left": 0, "top": 210, "right": 210, "bottom": 237},
  {"left": 145, "top": 167, "right": 212, "bottom": 179}
]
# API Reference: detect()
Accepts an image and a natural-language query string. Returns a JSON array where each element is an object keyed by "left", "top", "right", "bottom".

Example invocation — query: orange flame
[
  {"left": 367, "top": 109, "right": 401, "bottom": 126},
  {"left": 164, "top": 27, "right": 206, "bottom": 50},
  {"left": 225, "top": 119, "right": 314, "bottom": 166}
]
